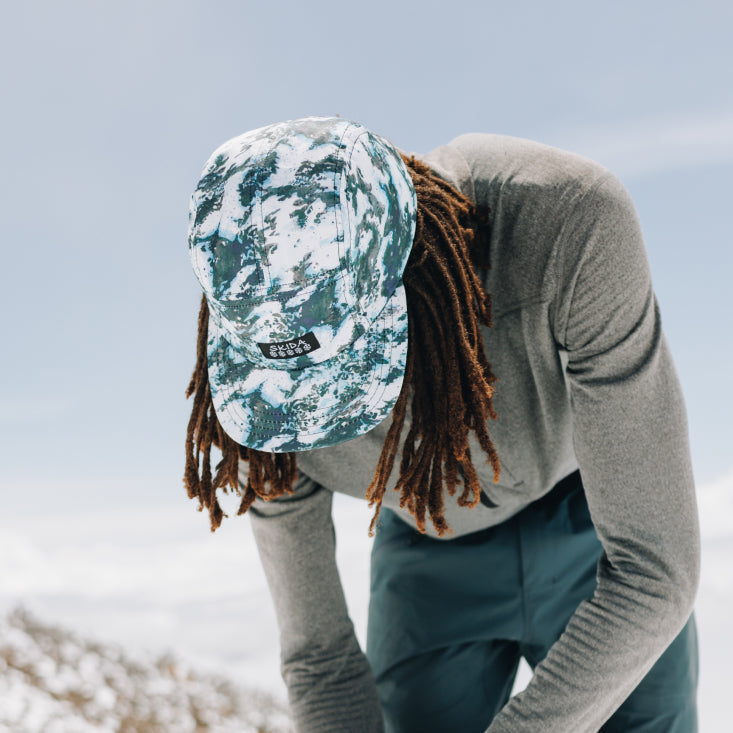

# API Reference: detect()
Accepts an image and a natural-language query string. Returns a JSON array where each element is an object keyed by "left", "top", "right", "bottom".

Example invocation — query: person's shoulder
[{"left": 444, "top": 133, "right": 611, "bottom": 195}]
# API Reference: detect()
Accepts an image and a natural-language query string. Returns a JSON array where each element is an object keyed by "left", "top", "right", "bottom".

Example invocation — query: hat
[{"left": 187, "top": 117, "right": 417, "bottom": 452}]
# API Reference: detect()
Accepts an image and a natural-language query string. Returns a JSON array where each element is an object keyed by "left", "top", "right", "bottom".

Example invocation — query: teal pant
[{"left": 366, "top": 472, "right": 698, "bottom": 733}]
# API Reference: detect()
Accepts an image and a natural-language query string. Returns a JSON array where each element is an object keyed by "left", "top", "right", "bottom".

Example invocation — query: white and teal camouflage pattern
[{"left": 188, "top": 117, "right": 417, "bottom": 452}]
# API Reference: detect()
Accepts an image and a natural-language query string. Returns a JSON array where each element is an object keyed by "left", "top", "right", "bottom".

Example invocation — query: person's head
[{"left": 185, "top": 117, "right": 499, "bottom": 535}]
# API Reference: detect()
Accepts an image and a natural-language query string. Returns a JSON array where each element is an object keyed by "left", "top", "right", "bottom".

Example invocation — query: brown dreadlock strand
[
  {"left": 183, "top": 155, "right": 500, "bottom": 536},
  {"left": 183, "top": 295, "right": 297, "bottom": 531},
  {"left": 364, "top": 155, "right": 500, "bottom": 536}
]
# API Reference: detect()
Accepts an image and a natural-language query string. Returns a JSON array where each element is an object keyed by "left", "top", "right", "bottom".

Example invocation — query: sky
[
  {"left": 1, "top": 0, "right": 732, "bottom": 729},
  {"left": 2, "top": 0, "right": 732, "bottom": 511}
]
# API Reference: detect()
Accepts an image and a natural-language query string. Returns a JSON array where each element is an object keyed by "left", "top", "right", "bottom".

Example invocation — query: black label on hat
[{"left": 257, "top": 332, "right": 321, "bottom": 359}]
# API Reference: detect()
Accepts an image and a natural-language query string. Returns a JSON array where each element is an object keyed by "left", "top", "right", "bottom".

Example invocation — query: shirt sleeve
[
  {"left": 487, "top": 173, "right": 701, "bottom": 731},
  {"left": 247, "top": 470, "right": 385, "bottom": 733}
]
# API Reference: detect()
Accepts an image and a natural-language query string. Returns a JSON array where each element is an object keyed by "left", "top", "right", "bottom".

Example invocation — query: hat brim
[{"left": 207, "top": 283, "right": 409, "bottom": 452}]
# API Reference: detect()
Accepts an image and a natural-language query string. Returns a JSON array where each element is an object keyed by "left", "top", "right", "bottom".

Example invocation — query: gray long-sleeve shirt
[{"left": 245, "top": 133, "right": 700, "bottom": 732}]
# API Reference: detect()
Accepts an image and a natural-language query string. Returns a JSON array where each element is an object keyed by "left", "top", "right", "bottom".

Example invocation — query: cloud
[
  {"left": 697, "top": 468, "right": 733, "bottom": 540},
  {"left": 555, "top": 111, "right": 733, "bottom": 179},
  {"left": 0, "top": 493, "right": 375, "bottom": 698},
  {"left": 1, "top": 472, "right": 731, "bottom": 713}
]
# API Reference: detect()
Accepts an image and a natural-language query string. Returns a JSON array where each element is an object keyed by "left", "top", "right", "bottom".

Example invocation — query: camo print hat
[{"left": 188, "top": 117, "right": 417, "bottom": 452}]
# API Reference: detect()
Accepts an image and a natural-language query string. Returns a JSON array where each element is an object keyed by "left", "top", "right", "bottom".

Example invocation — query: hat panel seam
[
  {"left": 341, "top": 129, "right": 374, "bottom": 333},
  {"left": 213, "top": 264, "right": 347, "bottom": 305},
  {"left": 188, "top": 235, "right": 208, "bottom": 297},
  {"left": 214, "top": 269, "right": 346, "bottom": 307},
  {"left": 333, "top": 122, "right": 350, "bottom": 277},
  {"left": 188, "top": 191, "right": 224, "bottom": 297},
  {"left": 253, "top": 121, "right": 352, "bottom": 296},
  {"left": 250, "top": 174, "right": 266, "bottom": 288},
  {"left": 255, "top": 140, "right": 279, "bottom": 288},
  {"left": 333, "top": 125, "right": 364, "bottom": 325}
]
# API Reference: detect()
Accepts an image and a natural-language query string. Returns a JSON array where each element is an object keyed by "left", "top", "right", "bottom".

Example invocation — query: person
[{"left": 183, "top": 116, "right": 700, "bottom": 733}]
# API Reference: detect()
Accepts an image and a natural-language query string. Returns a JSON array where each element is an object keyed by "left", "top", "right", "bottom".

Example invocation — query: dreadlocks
[
  {"left": 184, "top": 155, "right": 500, "bottom": 535},
  {"left": 183, "top": 299, "right": 298, "bottom": 531}
]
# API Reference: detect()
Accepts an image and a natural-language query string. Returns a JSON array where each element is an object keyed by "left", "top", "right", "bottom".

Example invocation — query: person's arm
[
  {"left": 247, "top": 470, "right": 384, "bottom": 733},
  {"left": 487, "top": 171, "right": 700, "bottom": 731}
]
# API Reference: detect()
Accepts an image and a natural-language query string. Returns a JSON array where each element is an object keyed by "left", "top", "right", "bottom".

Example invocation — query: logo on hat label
[{"left": 257, "top": 332, "right": 321, "bottom": 359}]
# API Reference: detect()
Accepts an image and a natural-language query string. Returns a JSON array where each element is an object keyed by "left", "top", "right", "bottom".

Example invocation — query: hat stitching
[
  {"left": 213, "top": 265, "right": 348, "bottom": 306},
  {"left": 249, "top": 175, "right": 266, "bottom": 287},
  {"left": 247, "top": 121, "right": 354, "bottom": 297},
  {"left": 255, "top": 140, "right": 276, "bottom": 288},
  {"left": 333, "top": 124, "right": 357, "bottom": 322},
  {"left": 341, "top": 130, "right": 374, "bottom": 328},
  {"left": 332, "top": 120, "right": 350, "bottom": 264}
]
